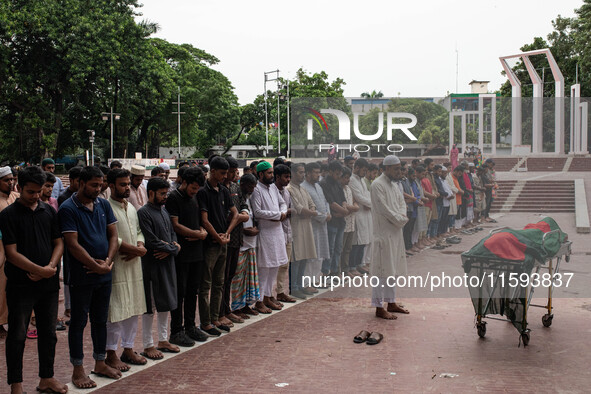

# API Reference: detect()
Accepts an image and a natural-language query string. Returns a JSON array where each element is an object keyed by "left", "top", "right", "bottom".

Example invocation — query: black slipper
[
  {"left": 353, "top": 330, "right": 371, "bottom": 343},
  {"left": 202, "top": 326, "right": 222, "bottom": 336},
  {"left": 156, "top": 346, "right": 180, "bottom": 353},
  {"left": 120, "top": 352, "right": 147, "bottom": 365},
  {"left": 215, "top": 324, "right": 231, "bottom": 332},
  {"left": 366, "top": 332, "right": 383, "bottom": 345},
  {"left": 140, "top": 351, "right": 163, "bottom": 360}
]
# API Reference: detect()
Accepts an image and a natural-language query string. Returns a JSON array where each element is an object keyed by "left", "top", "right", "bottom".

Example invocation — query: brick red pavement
[{"left": 1, "top": 191, "right": 591, "bottom": 392}]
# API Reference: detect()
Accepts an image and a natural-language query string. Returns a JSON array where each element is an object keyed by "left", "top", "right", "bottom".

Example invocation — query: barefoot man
[
  {"left": 370, "top": 155, "right": 410, "bottom": 320},
  {"left": 59, "top": 166, "right": 121, "bottom": 388}
]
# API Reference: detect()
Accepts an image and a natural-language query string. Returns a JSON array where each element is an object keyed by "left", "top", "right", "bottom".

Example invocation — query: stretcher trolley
[{"left": 461, "top": 224, "right": 571, "bottom": 347}]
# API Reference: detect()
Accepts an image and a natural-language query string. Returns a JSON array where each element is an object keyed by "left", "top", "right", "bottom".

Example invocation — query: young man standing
[
  {"left": 1, "top": 166, "right": 67, "bottom": 394},
  {"left": 41, "top": 158, "right": 64, "bottom": 200},
  {"left": 197, "top": 157, "right": 239, "bottom": 335},
  {"left": 58, "top": 166, "right": 82, "bottom": 206},
  {"left": 105, "top": 169, "right": 148, "bottom": 371},
  {"left": 220, "top": 157, "right": 249, "bottom": 326},
  {"left": 40, "top": 172, "right": 59, "bottom": 212},
  {"left": 251, "top": 161, "right": 288, "bottom": 312},
  {"left": 137, "top": 177, "right": 181, "bottom": 359},
  {"left": 59, "top": 166, "right": 121, "bottom": 388},
  {"left": 274, "top": 164, "right": 296, "bottom": 303},
  {"left": 166, "top": 167, "right": 209, "bottom": 346}
]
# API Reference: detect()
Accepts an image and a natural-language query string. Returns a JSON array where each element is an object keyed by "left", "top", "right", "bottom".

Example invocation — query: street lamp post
[
  {"left": 87, "top": 130, "right": 95, "bottom": 166},
  {"left": 279, "top": 81, "right": 290, "bottom": 158},
  {"left": 102, "top": 107, "right": 121, "bottom": 159},
  {"left": 264, "top": 70, "right": 280, "bottom": 156}
]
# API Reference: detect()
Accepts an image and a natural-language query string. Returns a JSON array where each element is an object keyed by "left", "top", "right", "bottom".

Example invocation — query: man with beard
[
  {"left": 286, "top": 163, "right": 317, "bottom": 299},
  {"left": 59, "top": 166, "right": 120, "bottom": 388},
  {"left": 105, "top": 169, "right": 148, "bottom": 372},
  {"left": 128, "top": 165, "right": 147, "bottom": 210},
  {"left": 274, "top": 164, "right": 296, "bottom": 304},
  {"left": 370, "top": 156, "right": 409, "bottom": 320},
  {"left": 250, "top": 161, "right": 288, "bottom": 312},
  {"left": 138, "top": 177, "right": 181, "bottom": 359},
  {"left": 219, "top": 157, "right": 249, "bottom": 327}
]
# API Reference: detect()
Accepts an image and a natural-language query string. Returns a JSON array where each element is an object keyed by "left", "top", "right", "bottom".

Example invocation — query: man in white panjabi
[
  {"left": 105, "top": 169, "right": 148, "bottom": 370},
  {"left": 250, "top": 161, "right": 288, "bottom": 312},
  {"left": 370, "top": 155, "right": 410, "bottom": 320}
]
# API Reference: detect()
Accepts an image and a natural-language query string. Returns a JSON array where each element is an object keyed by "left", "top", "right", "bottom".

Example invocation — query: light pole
[
  {"left": 279, "top": 81, "right": 290, "bottom": 158},
  {"left": 172, "top": 87, "right": 185, "bottom": 159},
  {"left": 264, "top": 70, "right": 279, "bottom": 156},
  {"left": 102, "top": 107, "right": 121, "bottom": 159},
  {"left": 87, "top": 130, "right": 95, "bottom": 166}
]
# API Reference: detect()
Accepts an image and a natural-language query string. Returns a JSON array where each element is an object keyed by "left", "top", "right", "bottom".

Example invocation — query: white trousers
[
  {"left": 142, "top": 285, "right": 169, "bottom": 348},
  {"left": 467, "top": 206, "right": 474, "bottom": 222},
  {"left": 142, "top": 312, "right": 169, "bottom": 349},
  {"left": 258, "top": 266, "right": 279, "bottom": 299},
  {"left": 455, "top": 217, "right": 465, "bottom": 229},
  {"left": 106, "top": 315, "right": 138, "bottom": 351},
  {"left": 371, "top": 277, "right": 396, "bottom": 307}
]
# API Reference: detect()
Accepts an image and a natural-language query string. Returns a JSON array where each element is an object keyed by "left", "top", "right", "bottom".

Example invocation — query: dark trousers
[
  {"left": 483, "top": 193, "right": 493, "bottom": 218},
  {"left": 171, "top": 261, "right": 201, "bottom": 335},
  {"left": 437, "top": 206, "right": 450, "bottom": 235},
  {"left": 68, "top": 282, "right": 111, "bottom": 366},
  {"left": 199, "top": 243, "right": 227, "bottom": 327},
  {"left": 290, "top": 259, "right": 308, "bottom": 292},
  {"left": 220, "top": 246, "right": 240, "bottom": 317},
  {"left": 403, "top": 216, "right": 416, "bottom": 250},
  {"left": 349, "top": 244, "right": 366, "bottom": 270},
  {"left": 6, "top": 286, "right": 58, "bottom": 385}
]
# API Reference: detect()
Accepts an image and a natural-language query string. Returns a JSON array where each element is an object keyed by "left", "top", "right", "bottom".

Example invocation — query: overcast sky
[{"left": 136, "top": 0, "right": 582, "bottom": 105}]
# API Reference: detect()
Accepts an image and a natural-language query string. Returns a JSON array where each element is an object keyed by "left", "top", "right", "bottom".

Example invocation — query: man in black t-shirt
[
  {"left": 196, "top": 157, "right": 239, "bottom": 336},
  {"left": 0, "top": 166, "right": 68, "bottom": 394},
  {"left": 166, "top": 167, "right": 209, "bottom": 345}
]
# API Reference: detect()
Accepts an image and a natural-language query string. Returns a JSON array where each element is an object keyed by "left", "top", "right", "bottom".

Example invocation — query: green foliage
[{"left": 0, "top": 0, "right": 239, "bottom": 162}]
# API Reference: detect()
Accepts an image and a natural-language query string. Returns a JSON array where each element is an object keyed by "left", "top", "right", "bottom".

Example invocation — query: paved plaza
[{"left": 2, "top": 171, "right": 591, "bottom": 393}]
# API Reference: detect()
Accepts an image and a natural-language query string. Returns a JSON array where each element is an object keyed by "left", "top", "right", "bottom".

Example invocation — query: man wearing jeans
[
  {"left": 1, "top": 166, "right": 67, "bottom": 394},
  {"left": 320, "top": 161, "right": 349, "bottom": 276},
  {"left": 197, "top": 156, "right": 239, "bottom": 336},
  {"left": 59, "top": 166, "right": 120, "bottom": 389}
]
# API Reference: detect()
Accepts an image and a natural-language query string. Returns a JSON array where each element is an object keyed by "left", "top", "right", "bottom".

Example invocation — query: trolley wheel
[
  {"left": 542, "top": 314, "right": 553, "bottom": 327},
  {"left": 521, "top": 332, "right": 530, "bottom": 347},
  {"left": 477, "top": 322, "right": 486, "bottom": 338}
]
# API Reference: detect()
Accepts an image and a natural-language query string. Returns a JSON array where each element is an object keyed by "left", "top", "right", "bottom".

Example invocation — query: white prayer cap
[
  {"left": 441, "top": 166, "right": 447, "bottom": 171},
  {"left": 204, "top": 164, "right": 210, "bottom": 170},
  {"left": 131, "top": 165, "right": 145, "bottom": 176},
  {"left": 382, "top": 155, "right": 401, "bottom": 166},
  {"left": 0, "top": 166, "right": 11, "bottom": 178},
  {"left": 158, "top": 162, "right": 170, "bottom": 170}
]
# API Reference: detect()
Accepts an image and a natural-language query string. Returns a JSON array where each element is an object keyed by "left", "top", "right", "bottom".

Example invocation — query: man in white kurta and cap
[
  {"left": 128, "top": 165, "right": 147, "bottom": 211},
  {"left": 370, "top": 155, "right": 410, "bottom": 320},
  {"left": 105, "top": 169, "right": 148, "bottom": 370},
  {"left": 250, "top": 161, "right": 288, "bottom": 313}
]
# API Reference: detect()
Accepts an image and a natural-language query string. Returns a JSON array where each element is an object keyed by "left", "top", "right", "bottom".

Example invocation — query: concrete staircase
[
  {"left": 490, "top": 180, "right": 575, "bottom": 213},
  {"left": 568, "top": 157, "right": 591, "bottom": 171},
  {"left": 525, "top": 157, "right": 568, "bottom": 172}
]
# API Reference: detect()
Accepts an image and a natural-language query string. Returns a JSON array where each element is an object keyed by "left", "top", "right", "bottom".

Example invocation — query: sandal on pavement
[
  {"left": 353, "top": 330, "right": 371, "bottom": 343},
  {"left": 366, "top": 332, "right": 384, "bottom": 345}
]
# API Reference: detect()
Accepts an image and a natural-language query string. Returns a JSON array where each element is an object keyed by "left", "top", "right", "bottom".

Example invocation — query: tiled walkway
[{"left": 2, "top": 209, "right": 591, "bottom": 392}]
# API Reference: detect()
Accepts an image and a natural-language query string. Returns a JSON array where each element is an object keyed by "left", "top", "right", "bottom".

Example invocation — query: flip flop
[
  {"left": 156, "top": 346, "right": 180, "bottom": 353},
  {"left": 140, "top": 351, "right": 163, "bottom": 360},
  {"left": 37, "top": 386, "right": 64, "bottom": 393},
  {"left": 353, "top": 330, "right": 371, "bottom": 343},
  {"left": 120, "top": 352, "right": 147, "bottom": 365},
  {"left": 366, "top": 332, "right": 383, "bottom": 345}
]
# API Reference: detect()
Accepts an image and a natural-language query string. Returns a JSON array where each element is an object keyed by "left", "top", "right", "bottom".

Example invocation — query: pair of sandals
[
  {"left": 446, "top": 236, "right": 462, "bottom": 244},
  {"left": 353, "top": 330, "right": 383, "bottom": 345}
]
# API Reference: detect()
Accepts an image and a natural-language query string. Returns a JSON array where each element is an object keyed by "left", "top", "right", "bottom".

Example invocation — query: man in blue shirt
[
  {"left": 59, "top": 166, "right": 120, "bottom": 389},
  {"left": 41, "top": 158, "right": 64, "bottom": 200}
]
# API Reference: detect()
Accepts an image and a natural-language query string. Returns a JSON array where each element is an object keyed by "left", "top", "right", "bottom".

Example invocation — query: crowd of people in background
[{"left": 0, "top": 153, "right": 498, "bottom": 393}]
